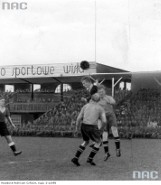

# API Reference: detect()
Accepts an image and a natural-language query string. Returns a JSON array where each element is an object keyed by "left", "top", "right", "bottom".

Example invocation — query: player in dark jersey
[
  {"left": 71, "top": 93, "right": 106, "bottom": 166},
  {"left": 81, "top": 76, "right": 98, "bottom": 102},
  {"left": 0, "top": 97, "right": 22, "bottom": 156}
]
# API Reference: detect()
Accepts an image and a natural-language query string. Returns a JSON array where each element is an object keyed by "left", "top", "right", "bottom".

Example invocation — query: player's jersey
[
  {"left": 79, "top": 101, "right": 105, "bottom": 126},
  {"left": 86, "top": 85, "right": 98, "bottom": 102},
  {"left": 0, "top": 108, "right": 10, "bottom": 123},
  {"left": 89, "top": 85, "right": 98, "bottom": 96},
  {"left": 98, "top": 95, "right": 115, "bottom": 114}
]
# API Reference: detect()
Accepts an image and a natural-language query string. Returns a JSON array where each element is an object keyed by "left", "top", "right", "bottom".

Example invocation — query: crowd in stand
[
  {"left": 15, "top": 88, "right": 56, "bottom": 93},
  {"left": 115, "top": 88, "right": 161, "bottom": 138},
  {"left": 8, "top": 89, "right": 88, "bottom": 137},
  {"left": 114, "top": 89, "right": 132, "bottom": 104},
  {"left": 9, "top": 88, "right": 133, "bottom": 137},
  {"left": 2, "top": 87, "right": 161, "bottom": 138},
  {"left": 12, "top": 89, "right": 62, "bottom": 103},
  {"left": 15, "top": 95, "right": 61, "bottom": 103},
  {"left": 0, "top": 91, "right": 15, "bottom": 99},
  {"left": 33, "top": 89, "right": 88, "bottom": 130},
  {"left": 117, "top": 88, "right": 161, "bottom": 128}
]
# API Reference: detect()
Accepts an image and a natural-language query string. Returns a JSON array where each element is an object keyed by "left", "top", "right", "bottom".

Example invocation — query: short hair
[
  {"left": 81, "top": 76, "right": 92, "bottom": 83},
  {"left": 97, "top": 84, "right": 106, "bottom": 90},
  {"left": 91, "top": 93, "right": 100, "bottom": 102}
]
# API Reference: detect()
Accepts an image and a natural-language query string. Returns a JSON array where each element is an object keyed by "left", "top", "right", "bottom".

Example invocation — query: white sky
[{"left": 0, "top": 0, "right": 161, "bottom": 72}]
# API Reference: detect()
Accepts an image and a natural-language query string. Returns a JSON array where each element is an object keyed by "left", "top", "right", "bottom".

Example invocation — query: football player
[
  {"left": 71, "top": 93, "right": 106, "bottom": 166},
  {"left": 0, "top": 97, "right": 22, "bottom": 156},
  {"left": 97, "top": 85, "right": 121, "bottom": 161}
]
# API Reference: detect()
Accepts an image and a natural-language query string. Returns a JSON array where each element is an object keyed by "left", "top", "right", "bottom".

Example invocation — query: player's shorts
[
  {"left": 105, "top": 112, "right": 117, "bottom": 132},
  {"left": 0, "top": 122, "right": 10, "bottom": 136},
  {"left": 81, "top": 123, "right": 101, "bottom": 143}
]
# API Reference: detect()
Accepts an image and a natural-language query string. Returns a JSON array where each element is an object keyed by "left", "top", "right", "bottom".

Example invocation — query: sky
[{"left": 0, "top": 0, "right": 161, "bottom": 72}]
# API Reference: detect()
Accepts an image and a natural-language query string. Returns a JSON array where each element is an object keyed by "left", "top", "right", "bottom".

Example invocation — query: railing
[
  {"left": 12, "top": 92, "right": 61, "bottom": 103},
  {"left": 9, "top": 103, "right": 56, "bottom": 113}
]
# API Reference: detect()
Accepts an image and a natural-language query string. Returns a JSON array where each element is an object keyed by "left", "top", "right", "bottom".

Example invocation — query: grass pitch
[{"left": 0, "top": 137, "right": 161, "bottom": 180}]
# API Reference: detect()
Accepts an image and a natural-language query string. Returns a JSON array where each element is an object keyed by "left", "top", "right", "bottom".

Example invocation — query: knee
[
  {"left": 5, "top": 135, "right": 12, "bottom": 143},
  {"left": 111, "top": 126, "right": 119, "bottom": 137},
  {"left": 94, "top": 142, "right": 101, "bottom": 148},
  {"left": 102, "top": 131, "right": 108, "bottom": 141},
  {"left": 82, "top": 140, "right": 89, "bottom": 147}
]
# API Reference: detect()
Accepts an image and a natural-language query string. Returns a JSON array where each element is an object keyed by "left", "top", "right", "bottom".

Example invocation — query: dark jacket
[{"left": 86, "top": 85, "right": 98, "bottom": 102}]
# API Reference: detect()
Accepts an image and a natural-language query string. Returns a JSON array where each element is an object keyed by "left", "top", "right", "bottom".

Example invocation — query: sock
[
  {"left": 74, "top": 145, "right": 85, "bottom": 159},
  {"left": 8, "top": 142, "right": 16, "bottom": 152},
  {"left": 103, "top": 141, "right": 109, "bottom": 153},
  {"left": 87, "top": 147, "right": 99, "bottom": 162},
  {"left": 114, "top": 137, "right": 120, "bottom": 150}
]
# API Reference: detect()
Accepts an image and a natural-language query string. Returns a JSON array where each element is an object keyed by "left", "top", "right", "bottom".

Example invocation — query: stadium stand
[
  {"left": 9, "top": 89, "right": 88, "bottom": 137},
  {"left": 2, "top": 88, "right": 161, "bottom": 138},
  {"left": 117, "top": 88, "right": 161, "bottom": 139}
]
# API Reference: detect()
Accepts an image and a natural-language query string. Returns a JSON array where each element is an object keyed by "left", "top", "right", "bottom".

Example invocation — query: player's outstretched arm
[
  {"left": 7, "top": 116, "right": 16, "bottom": 129},
  {"left": 107, "top": 96, "right": 116, "bottom": 105},
  {"left": 75, "top": 106, "right": 84, "bottom": 132}
]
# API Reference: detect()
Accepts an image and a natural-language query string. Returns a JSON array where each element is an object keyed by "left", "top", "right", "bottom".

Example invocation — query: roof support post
[
  {"left": 112, "top": 77, "right": 123, "bottom": 97},
  {"left": 19, "top": 78, "right": 34, "bottom": 101},
  {"left": 114, "top": 77, "right": 123, "bottom": 87},
  {"left": 112, "top": 77, "right": 115, "bottom": 97},
  {"left": 30, "top": 84, "right": 34, "bottom": 101},
  {"left": 52, "top": 77, "right": 63, "bottom": 102},
  {"left": 89, "top": 75, "right": 96, "bottom": 82},
  {"left": 60, "top": 83, "right": 63, "bottom": 102}
]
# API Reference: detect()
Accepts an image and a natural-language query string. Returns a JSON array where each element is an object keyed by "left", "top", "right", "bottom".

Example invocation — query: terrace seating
[{"left": 3, "top": 88, "right": 161, "bottom": 138}]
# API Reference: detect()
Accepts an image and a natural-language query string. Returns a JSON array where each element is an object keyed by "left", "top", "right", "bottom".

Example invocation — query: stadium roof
[
  {"left": 0, "top": 62, "right": 131, "bottom": 84},
  {"left": 96, "top": 63, "right": 129, "bottom": 73}
]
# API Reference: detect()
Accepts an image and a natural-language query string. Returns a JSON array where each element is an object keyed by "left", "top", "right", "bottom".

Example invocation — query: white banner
[{"left": 0, "top": 62, "right": 96, "bottom": 79}]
